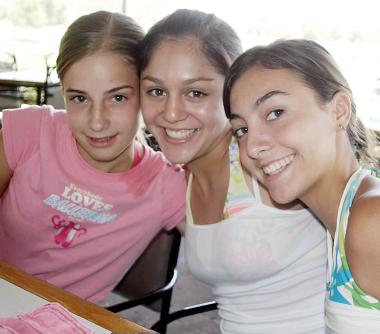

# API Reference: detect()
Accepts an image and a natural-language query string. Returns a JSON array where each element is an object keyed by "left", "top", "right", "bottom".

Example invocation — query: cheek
[
  {"left": 237, "top": 141, "right": 252, "bottom": 169},
  {"left": 213, "top": 100, "right": 228, "bottom": 123},
  {"left": 198, "top": 102, "right": 228, "bottom": 127},
  {"left": 237, "top": 139, "right": 264, "bottom": 180},
  {"left": 65, "top": 102, "right": 82, "bottom": 115},
  {"left": 128, "top": 100, "right": 140, "bottom": 118},
  {"left": 66, "top": 110, "right": 84, "bottom": 131},
  {"left": 115, "top": 100, "right": 140, "bottom": 120},
  {"left": 141, "top": 99, "right": 159, "bottom": 124},
  {"left": 272, "top": 122, "right": 299, "bottom": 146}
]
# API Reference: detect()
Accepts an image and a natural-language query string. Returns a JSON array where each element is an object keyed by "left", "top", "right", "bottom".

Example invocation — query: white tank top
[{"left": 185, "top": 175, "right": 327, "bottom": 334}]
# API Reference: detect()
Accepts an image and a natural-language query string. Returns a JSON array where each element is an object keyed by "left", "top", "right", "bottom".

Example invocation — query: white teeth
[
  {"left": 165, "top": 128, "right": 198, "bottom": 139},
  {"left": 263, "top": 155, "right": 294, "bottom": 175}
]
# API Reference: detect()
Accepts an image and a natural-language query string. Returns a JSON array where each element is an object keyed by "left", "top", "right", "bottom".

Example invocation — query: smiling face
[
  {"left": 229, "top": 66, "right": 338, "bottom": 204},
  {"left": 62, "top": 52, "right": 140, "bottom": 173},
  {"left": 140, "top": 39, "right": 230, "bottom": 164}
]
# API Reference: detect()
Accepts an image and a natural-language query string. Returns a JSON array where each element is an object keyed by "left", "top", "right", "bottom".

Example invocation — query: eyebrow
[
  {"left": 65, "top": 85, "right": 134, "bottom": 94},
  {"left": 141, "top": 75, "right": 214, "bottom": 85},
  {"left": 229, "top": 90, "right": 288, "bottom": 120},
  {"left": 255, "top": 90, "right": 288, "bottom": 106}
]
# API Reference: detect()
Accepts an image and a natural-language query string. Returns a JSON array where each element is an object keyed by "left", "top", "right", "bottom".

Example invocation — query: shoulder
[
  {"left": 3, "top": 105, "right": 42, "bottom": 123},
  {"left": 3, "top": 104, "right": 65, "bottom": 125},
  {"left": 346, "top": 175, "right": 380, "bottom": 299},
  {"left": 347, "top": 180, "right": 380, "bottom": 262},
  {"left": 348, "top": 174, "right": 380, "bottom": 237}
]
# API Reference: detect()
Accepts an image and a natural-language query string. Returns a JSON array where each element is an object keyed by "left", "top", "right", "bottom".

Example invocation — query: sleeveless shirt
[
  {"left": 326, "top": 168, "right": 380, "bottom": 333},
  {"left": 185, "top": 140, "right": 327, "bottom": 333}
]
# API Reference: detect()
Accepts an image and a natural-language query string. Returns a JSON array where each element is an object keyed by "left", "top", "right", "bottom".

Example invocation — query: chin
[
  {"left": 269, "top": 189, "right": 297, "bottom": 205},
  {"left": 158, "top": 151, "right": 181, "bottom": 164},
  {"left": 159, "top": 147, "right": 190, "bottom": 165},
  {"left": 167, "top": 155, "right": 190, "bottom": 165}
]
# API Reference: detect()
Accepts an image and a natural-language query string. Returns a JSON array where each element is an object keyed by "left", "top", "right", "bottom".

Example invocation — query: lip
[{"left": 87, "top": 134, "right": 117, "bottom": 148}]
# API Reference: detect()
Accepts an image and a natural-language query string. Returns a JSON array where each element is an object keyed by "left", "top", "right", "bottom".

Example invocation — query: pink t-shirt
[{"left": 0, "top": 106, "right": 186, "bottom": 302}]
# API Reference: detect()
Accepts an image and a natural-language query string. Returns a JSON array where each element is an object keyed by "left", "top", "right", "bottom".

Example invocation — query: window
[{"left": 1, "top": 0, "right": 379, "bottom": 129}]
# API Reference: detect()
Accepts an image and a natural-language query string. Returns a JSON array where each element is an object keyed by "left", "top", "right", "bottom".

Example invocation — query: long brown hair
[{"left": 224, "top": 39, "right": 375, "bottom": 164}]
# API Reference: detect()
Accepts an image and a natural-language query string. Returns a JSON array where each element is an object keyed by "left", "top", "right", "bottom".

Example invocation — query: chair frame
[
  {"left": 106, "top": 228, "right": 218, "bottom": 334},
  {"left": 151, "top": 301, "right": 217, "bottom": 332},
  {"left": 106, "top": 228, "right": 182, "bottom": 334}
]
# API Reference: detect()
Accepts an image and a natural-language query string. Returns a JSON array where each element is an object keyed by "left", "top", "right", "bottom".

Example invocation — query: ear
[{"left": 331, "top": 91, "right": 351, "bottom": 129}]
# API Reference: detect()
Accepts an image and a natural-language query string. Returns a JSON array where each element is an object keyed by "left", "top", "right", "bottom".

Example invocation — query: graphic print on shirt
[
  {"left": 42, "top": 184, "right": 118, "bottom": 248},
  {"left": 51, "top": 214, "right": 87, "bottom": 248}
]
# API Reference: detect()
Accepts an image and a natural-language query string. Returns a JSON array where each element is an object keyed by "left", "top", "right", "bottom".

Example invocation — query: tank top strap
[
  {"left": 251, "top": 176, "right": 263, "bottom": 204},
  {"left": 224, "top": 139, "right": 255, "bottom": 218},
  {"left": 186, "top": 172, "right": 195, "bottom": 224},
  {"left": 336, "top": 167, "right": 369, "bottom": 239},
  {"left": 328, "top": 168, "right": 368, "bottom": 278}
]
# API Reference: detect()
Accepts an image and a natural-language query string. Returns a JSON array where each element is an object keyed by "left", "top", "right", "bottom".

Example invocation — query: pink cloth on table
[{"left": 0, "top": 303, "right": 94, "bottom": 334}]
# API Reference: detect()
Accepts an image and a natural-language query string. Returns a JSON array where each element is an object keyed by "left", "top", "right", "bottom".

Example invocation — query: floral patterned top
[{"left": 327, "top": 168, "right": 380, "bottom": 310}]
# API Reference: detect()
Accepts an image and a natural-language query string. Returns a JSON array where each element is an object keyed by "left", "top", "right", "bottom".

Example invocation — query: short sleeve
[{"left": 2, "top": 106, "right": 46, "bottom": 170}]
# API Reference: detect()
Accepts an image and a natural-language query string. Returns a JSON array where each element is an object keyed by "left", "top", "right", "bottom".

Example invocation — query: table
[
  {"left": 0, "top": 70, "right": 59, "bottom": 105},
  {"left": 0, "top": 261, "right": 154, "bottom": 334}
]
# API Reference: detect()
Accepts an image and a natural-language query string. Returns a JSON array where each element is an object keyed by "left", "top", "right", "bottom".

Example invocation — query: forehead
[
  {"left": 143, "top": 38, "right": 219, "bottom": 77},
  {"left": 230, "top": 66, "right": 308, "bottom": 104},
  {"left": 236, "top": 66, "right": 305, "bottom": 91},
  {"left": 62, "top": 52, "right": 138, "bottom": 86}
]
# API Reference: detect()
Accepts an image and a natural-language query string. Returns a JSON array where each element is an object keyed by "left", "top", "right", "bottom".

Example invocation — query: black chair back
[{"left": 106, "top": 229, "right": 181, "bottom": 334}]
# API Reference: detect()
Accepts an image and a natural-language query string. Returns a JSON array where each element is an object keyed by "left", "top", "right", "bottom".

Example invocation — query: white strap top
[
  {"left": 325, "top": 168, "right": 380, "bottom": 333},
  {"left": 185, "top": 147, "right": 327, "bottom": 333}
]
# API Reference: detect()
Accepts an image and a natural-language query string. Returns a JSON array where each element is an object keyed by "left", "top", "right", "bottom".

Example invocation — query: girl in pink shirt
[{"left": 0, "top": 11, "right": 185, "bottom": 302}]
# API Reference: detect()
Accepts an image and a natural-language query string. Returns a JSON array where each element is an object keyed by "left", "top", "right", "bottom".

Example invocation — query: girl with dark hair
[
  {"left": 224, "top": 38, "right": 380, "bottom": 333},
  {"left": 141, "top": 10, "right": 326, "bottom": 333},
  {"left": 0, "top": 11, "right": 185, "bottom": 303}
]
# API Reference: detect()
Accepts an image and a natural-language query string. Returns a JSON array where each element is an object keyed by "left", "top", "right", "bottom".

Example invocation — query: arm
[
  {"left": 0, "top": 129, "right": 13, "bottom": 196},
  {"left": 346, "top": 175, "right": 380, "bottom": 300},
  {"left": 176, "top": 218, "right": 186, "bottom": 235}
]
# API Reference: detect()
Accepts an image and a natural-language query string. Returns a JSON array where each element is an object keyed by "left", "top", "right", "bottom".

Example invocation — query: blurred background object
[{"left": 0, "top": 0, "right": 379, "bottom": 130}]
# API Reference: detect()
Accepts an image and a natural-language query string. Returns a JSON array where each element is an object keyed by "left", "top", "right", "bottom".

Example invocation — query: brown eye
[
  {"left": 70, "top": 95, "right": 87, "bottom": 104},
  {"left": 147, "top": 88, "right": 166, "bottom": 97},
  {"left": 113, "top": 95, "right": 126, "bottom": 102},
  {"left": 267, "top": 109, "right": 284, "bottom": 121},
  {"left": 233, "top": 127, "right": 248, "bottom": 139},
  {"left": 188, "top": 90, "right": 207, "bottom": 98}
]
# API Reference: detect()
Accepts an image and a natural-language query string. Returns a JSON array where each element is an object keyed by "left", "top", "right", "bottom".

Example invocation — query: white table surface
[{"left": 0, "top": 278, "right": 111, "bottom": 334}]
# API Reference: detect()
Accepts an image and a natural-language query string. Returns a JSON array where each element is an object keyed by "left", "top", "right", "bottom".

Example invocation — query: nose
[
  {"left": 88, "top": 103, "right": 110, "bottom": 132},
  {"left": 246, "top": 126, "right": 272, "bottom": 160},
  {"left": 162, "top": 95, "right": 187, "bottom": 123}
]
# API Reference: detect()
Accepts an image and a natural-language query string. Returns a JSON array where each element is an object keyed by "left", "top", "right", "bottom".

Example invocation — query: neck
[
  {"left": 186, "top": 130, "right": 232, "bottom": 188},
  {"left": 77, "top": 140, "right": 137, "bottom": 173},
  {"left": 302, "top": 138, "right": 359, "bottom": 235}
]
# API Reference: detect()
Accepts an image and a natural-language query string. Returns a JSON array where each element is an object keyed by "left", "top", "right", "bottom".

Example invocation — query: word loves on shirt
[{"left": 43, "top": 184, "right": 117, "bottom": 224}]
